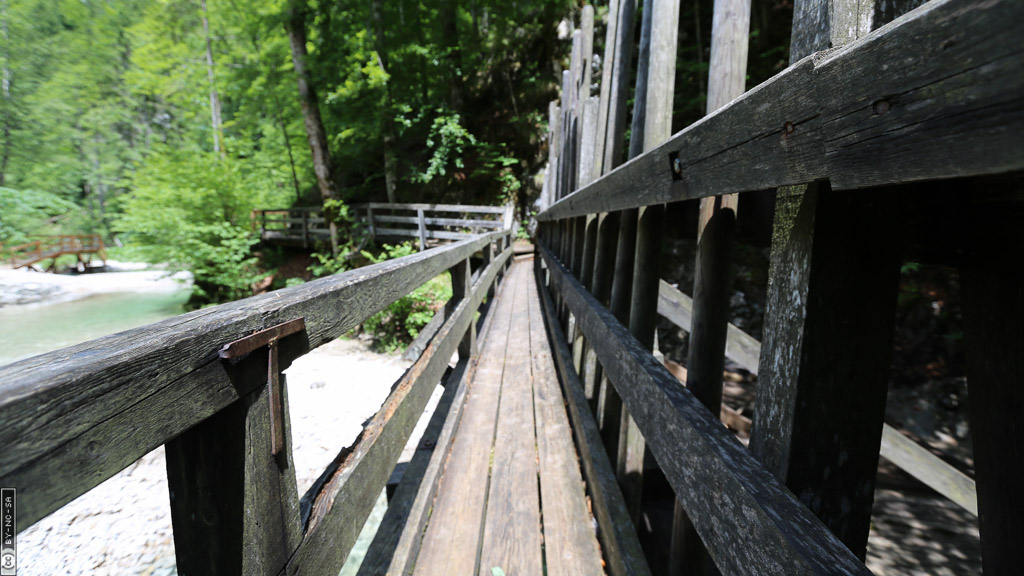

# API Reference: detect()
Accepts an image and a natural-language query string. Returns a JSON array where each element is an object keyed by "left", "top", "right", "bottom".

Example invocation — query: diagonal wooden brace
[{"left": 219, "top": 318, "right": 306, "bottom": 455}]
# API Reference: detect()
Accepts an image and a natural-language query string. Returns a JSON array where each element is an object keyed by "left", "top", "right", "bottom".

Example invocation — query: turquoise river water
[{"left": 0, "top": 290, "right": 190, "bottom": 367}]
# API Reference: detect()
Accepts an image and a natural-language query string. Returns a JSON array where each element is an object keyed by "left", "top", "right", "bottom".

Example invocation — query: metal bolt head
[
  {"left": 672, "top": 157, "right": 683, "bottom": 175},
  {"left": 873, "top": 99, "right": 891, "bottom": 115}
]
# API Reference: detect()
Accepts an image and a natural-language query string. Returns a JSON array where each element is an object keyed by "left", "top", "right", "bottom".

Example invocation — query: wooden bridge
[
  {"left": 2, "top": 234, "right": 106, "bottom": 271},
  {"left": 253, "top": 203, "right": 514, "bottom": 251},
  {"left": 0, "top": 0, "right": 1020, "bottom": 574}
]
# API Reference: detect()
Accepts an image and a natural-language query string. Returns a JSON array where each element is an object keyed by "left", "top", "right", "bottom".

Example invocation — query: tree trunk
[
  {"left": 371, "top": 0, "right": 398, "bottom": 204},
  {"left": 200, "top": 0, "right": 225, "bottom": 158},
  {"left": 275, "top": 107, "right": 303, "bottom": 203},
  {"left": 1, "top": 0, "right": 11, "bottom": 187},
  {"left": 284, "top": 0, "right": 339, "bottom": 254},
  {"left": 440, "top": 0, "right": 464, "bottom": 112}
]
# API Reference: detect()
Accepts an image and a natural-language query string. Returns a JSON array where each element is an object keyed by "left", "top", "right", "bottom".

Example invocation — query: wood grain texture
[
  {"left": 413, "top": 263, "right": 523, "bottom": 575},
  {"left": 166, "top": 372, "right": 302, "bottom": 576},
  {"left": 602, "top": 0, "right": 637, "bottom": 172},
  {"left": 816, "top": 0, "right": 1024, "bottom": 190},
  {"left": 525, "top": 263, "right": 605, "bottom": 576},
  {"left": 579, "top": 96, "right": 600, "bottom": 189},
  {"left": 479, "top": 267, "right": 542, "bottom": 576},
  {"left": 642, "top": 0, "right": 679, "bottom": 149},
  {"left": 538, "top": 242, "right": 871, "bottom": 575},
  {"left": 748, "top": 185, "right": 901, "bottom": 559},
  {"left": 593, "top": 0, "right": 620, "bottom": 178},
  {"left": 285, "top": 246, "right": 514, "bottom": 575},
  {"left": 538, "top": 0, "right": 1024, "bottom": 223},
  {"left": 0, "top": 230, "right": 509, "bottom": 531},
  {"left": 536, "top": 260, "right": 652, "bottom": 576}
]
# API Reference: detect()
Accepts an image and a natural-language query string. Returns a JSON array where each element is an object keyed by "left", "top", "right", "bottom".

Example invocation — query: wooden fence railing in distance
[
  {"left": 353, "top": 203, "right": 514, "bottom": 251},
  {"left": 251, "top": 207, "right": 330, "bottom": 248},
  {"left": 253, "top": 203, "right": 514, "bottom": 251}
]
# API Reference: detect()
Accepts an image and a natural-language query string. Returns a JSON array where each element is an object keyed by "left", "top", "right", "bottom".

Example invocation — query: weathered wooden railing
[
  {"left": 251, "top": 206, "right": 330, "bottom": 248},
  {"left": 3, "top": 234, "right": 107, "bottom": 270},
  {"left": 536, "top": 0, "right": 1020, "bottom": 574},
  {"left": 354, "top": 202, "right": 514, "bottom": 251},
  {"left": 253, "top": 203, "right": 514, "bottom": 251},
  {"left": 0, "top": 228, "right": 513, "bottom": 574}
]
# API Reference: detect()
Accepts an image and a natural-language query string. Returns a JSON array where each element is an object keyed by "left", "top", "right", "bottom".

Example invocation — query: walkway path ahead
[{"left": 414, "top": 258, "right": 605, "bottom": 576}]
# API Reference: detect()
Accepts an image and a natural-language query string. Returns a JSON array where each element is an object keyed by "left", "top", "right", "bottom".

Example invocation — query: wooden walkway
[
  {"left": 3, "top": 234, "right": 106, "bottom": 270},
  {"left": 413, "top": 258, "right": 604, "bottom": 576}
]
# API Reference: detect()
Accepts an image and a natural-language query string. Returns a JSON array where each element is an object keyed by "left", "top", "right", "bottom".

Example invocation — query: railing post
[
  {"left": 670, "top": 0, "right": 747, "bottom": 570},
  {"left": 165, "top": 353, "right": 303, "bottom": 575},
  {"left": 367, "top": 206, "right": 376, "bottom": 241},
  {"left": 747, "top": 0, "right": 908, "bottom": 562},
  {"left": 417, "top": 208, "right": 427, "bottom": 251},
  {"left": 302, "top": 209, "right": 309, "bottom": 249},
  {"left": 481, "top": 239, "right": 495, "bottom": 301},
  {"left": 962, "top": 221, "right": 1024, "bottom": 574},
  {"left": 450, "top": 258, "right": 476, "bottom": 359}
]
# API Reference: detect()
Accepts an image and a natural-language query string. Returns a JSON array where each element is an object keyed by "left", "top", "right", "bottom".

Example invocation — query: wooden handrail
[
  {"left": 538, "top": 242, "right": 870, "bottom": 574},
  {"left": 253, "top": 203, "right": 514, "bottom": 251}
]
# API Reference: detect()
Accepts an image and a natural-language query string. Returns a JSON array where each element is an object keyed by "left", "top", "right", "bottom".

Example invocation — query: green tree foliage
[
  {"left": 115, "top": 145, "right": 291, "bottom": 305},
  {"left": 358, "top": 242, "right": 452, "bottom": 353},
  {"left": 2, "top": 0, "right": 793, "bottom": 310},
  {"left": 0, "top": 187, "right": 81, "bottom": 247}
]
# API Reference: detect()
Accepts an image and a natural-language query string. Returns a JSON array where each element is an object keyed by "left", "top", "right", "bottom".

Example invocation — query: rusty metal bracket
[{"left": 219, "top": 317, "right": 306, "bottom": 455}]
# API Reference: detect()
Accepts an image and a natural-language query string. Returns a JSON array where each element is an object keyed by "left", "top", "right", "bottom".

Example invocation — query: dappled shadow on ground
[{"left": 867, "top": 485, "right": 980, "bottom": 575}]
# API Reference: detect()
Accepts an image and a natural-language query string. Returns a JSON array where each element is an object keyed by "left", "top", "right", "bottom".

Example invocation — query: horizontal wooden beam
[
  {"left": 284, "top": 245, "right": 513, "bottom": 574},
  {"left": 0, "top": 230, "right": 511, "bottom": 530},
  {"left": 878, "top": 425, "right": 977, "bottom": 516},
  {"left": 538, "top": 0, "right": 1024, "bottom": 222},
  {"left": 373, "top": 227, "right": 478, "bottom": 241},
  {"left": 538, "top": 242, "right": 870, "bottom": 575},
  {"left": 657, "top": 280, "right": 978, "bottom": 516},
  {"left": 259, "top": 217, "right": 327, "bottom": 226},
  {"left": 658, "top": 280, "right": 760, "bottom": 375},
  {"left": 358, "top": 202, "right": 508, "bottom": 215},
  {"left": 370, "top": 215, "right": 503, "bottom": 229}
]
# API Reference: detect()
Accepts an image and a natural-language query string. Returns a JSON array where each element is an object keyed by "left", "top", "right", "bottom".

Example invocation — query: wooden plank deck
[{"left": 413, "top": 259, "right": 604, "bottom": 576}]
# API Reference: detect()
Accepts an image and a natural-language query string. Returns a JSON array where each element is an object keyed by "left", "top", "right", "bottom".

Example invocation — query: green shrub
[
  {"left": 0, "top": 187, "right": 83, "bottom": 248},
  {"left": 358, "top": 242, "right": 452, "bottom": 353}
]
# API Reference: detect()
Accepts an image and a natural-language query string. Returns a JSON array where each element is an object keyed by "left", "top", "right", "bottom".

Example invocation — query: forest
[{"left": 0, "top": 0, "right": 793, "bottom": 307}]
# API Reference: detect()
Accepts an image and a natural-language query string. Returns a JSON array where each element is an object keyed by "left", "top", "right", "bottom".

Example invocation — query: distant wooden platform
[
  {"left": 4, "top": 234, "right": 106, "bottom": 271},
  {"left": 413, "top": 260, "right": 604, "bottom": 575}
]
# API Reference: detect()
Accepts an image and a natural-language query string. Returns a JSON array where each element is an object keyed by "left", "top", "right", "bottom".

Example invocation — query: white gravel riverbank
[
  {"left": 16, "top": 337, "right": 420, "bottom": 575},
  {"left": 0, "top": 262, "right": 191, "bottom": 308}
]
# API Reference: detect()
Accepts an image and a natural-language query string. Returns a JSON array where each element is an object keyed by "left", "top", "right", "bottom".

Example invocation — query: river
[{"left": 0, "top": 289, "right": 190, "bottom": 367}]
